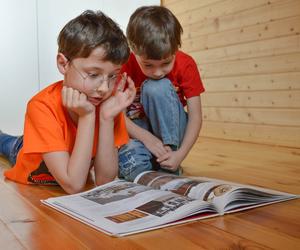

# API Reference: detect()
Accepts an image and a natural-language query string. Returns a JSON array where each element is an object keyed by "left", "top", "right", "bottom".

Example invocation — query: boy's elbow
[
  {"left": 63, "top": 182, "right": 85, "bottom": 194},
  {"left": 95, "top": 175, "right": 115, "bottom": 186}
]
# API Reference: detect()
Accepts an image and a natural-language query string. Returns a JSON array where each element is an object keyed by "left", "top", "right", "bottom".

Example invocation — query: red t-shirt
[
  {"left": 122, "top": 51, "right": 205, "bottom": 119},
  {"left": 4, "top": 81, "right": 129, "bottom": 185}
]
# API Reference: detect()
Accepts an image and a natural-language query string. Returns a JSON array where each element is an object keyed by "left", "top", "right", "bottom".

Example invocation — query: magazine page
[
  {"left": 42, "top": 179, "right": 216, "bottom": 236},
  {"left": 186, "top": 176, "right": 298, "bottom": 213},
  {"left": 134, "top": 171, "right": 298, "bottom": 214},
  {"left": 217, "top": 185, "right": 297, "bottom": 213},
  {"left": 134, "top": 171, "right": 233, "bottom": 213}
]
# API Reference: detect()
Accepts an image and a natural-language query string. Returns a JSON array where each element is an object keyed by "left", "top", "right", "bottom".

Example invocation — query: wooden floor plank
[
  {"left": 0, "top": 218, "right": 25, "bottom": 250},
  {"left": 205, "top": 201, "right": 300, "bottom": 249},
  {"left": 0, "top": 181, "right": 88, "bottom": 249}
]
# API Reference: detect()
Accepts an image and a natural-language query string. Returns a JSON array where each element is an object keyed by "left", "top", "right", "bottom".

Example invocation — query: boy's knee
[
  {"left": 142, "top": 78, "right": 173, "bottom": 98},
  {"left": 118, "top": 150, "right": 152, "bottom": 181},
  {"left": 118, "top": 140, "right": 152, "bottom": 181}
]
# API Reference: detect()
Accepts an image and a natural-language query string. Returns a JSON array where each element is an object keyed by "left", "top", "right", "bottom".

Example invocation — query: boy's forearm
[
  {"left": 94, "top": 119, "right": 118, "bottom": 185},
  {"left": 66, "top": 113, "right": 95, "bottom": 191},
  {"left": 178, "top": 96, "right": 203, "bottom": 159},
  {"left": 178, "top": 114, "right": 202, "bottom": 158},
  {"left": 125, "top": 115, "right": 152, "bottom": 141}
]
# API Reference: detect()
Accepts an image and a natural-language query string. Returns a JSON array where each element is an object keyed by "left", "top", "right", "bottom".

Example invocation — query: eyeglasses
[{"left": 69, "top": 61, "right": 122, "bottom": 90}]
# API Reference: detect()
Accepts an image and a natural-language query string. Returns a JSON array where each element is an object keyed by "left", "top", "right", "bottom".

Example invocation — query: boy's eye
[
  {"left": 88, "top": 73, "right": 98, "bottom": 78},
  {"left": 163, "top": 61, "right": 171, "bottom": 65},
  {"left": 109, "top": 74, "right": 117, "bottom": 80},
  {"left": 144, "top": 64, "right": 153, "bottom": 68}
]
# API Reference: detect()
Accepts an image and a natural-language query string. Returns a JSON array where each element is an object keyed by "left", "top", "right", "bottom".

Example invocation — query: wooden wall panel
[
  {"left": 182, "top": 16, "right": 300, "bottom": 52},
  {"left": 203, "top": 107, "right": 300, "bottom": 126},
  {"left": 162, "top": 0, "right": 300, "bottom": 147},
  {"left": 199, "top": 53, "right": 300, "bottom": 78},
  {"left": 201, "top": 121, "right": 300, "bottom": 147},
  {"left": 177, "top": 0, "right": 282, "bottom": 27},
  {"left": 181, "top": 0, "right": 300, "bottom": 40},
  {"left": 192, "top": 35, "right": 300, "bottom": 64},
  {"left": 165, "top": 0, "right": 222, "bottom": 15},
  {"left": 204, "top": 72, "right": 300, "bottom": 92},
  {"left": 202, "top": 90, "right": 300, "bottom": 108}
]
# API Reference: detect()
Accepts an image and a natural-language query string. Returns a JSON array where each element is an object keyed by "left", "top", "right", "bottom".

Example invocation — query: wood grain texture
[
  {"left": 181, "top": 0, "right": 300, "bottom": 39},
  {"left": 165, "top": 0, "right": 300, "bottom": 147},
  {"left": 191, "top": 35, "right": 300, "bottom": 64},
  {"left": 182, "top": 16, "right": 300, "bottom": 52},
  {"left": 201, "top": 121, "right": 300, "bottom": 147},
  {"left": 203, "top": 72, "right": 300, "bottom": 92},
  {"left": 0, "top": 137, "right": 299, "bottom": 249},
  {"left": 202, "top": 107, "right": 300, "bottom": 126}
]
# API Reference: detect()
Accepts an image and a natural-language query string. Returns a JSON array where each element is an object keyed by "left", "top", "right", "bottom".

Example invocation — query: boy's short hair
[
  {"left": 126, "top": 6, "right": 183, "bottom": 59},
  {"left": 58, "top": 10, "right": 129, "bottom": 64}
]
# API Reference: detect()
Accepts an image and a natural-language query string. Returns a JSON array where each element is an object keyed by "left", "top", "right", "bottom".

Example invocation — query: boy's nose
[
  {"left": 95, "top": 80, "right": 109, "bottom": 92},
  {"left": 153, "top": 69, "right": 164, "bottom": 79}
]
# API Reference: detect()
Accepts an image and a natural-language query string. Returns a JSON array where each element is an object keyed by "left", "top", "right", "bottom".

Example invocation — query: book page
[
  {"left": 134, "top": 171, "right": 297, "bottom": 214},
  {"left": 134, "top": 171, "right": 234, "bottom": 201},
  {"left": 42, "top": 179, "right": 215, "bottom": 236}
]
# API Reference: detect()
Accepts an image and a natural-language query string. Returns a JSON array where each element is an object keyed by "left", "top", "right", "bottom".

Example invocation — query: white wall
[
  {"left": 0, "top": 0, "right": 39, "bottom": 135},
  {"left": 0, "top": 0, "right": 159, "bottom": 135},
  {"left": 38, "top": 0, "right": 105, "bottom": 89}
]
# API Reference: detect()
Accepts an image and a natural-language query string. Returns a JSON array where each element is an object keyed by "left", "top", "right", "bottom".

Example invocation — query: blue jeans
[
  {"left": 118, "top": 78, "right": 187, "bottom": 181},
  {"left": 0, "top": 131, "right": 23, "bottom": 165}
]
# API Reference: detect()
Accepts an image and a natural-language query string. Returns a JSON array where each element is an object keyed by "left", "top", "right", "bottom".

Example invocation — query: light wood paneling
[
  {"left": 204, "top": 72, "right": 300, "bottom": 92},
  {"left": 199, "top": 53, "right": 300, "bottom": 78},
  {"left": 191, "top": 34, "right": 300, "bottom": 64},
  {"left": 203, "top": 107, "right": 300, "bottom": 126},
  {"left": 182, "top": 15, "right": 300, "bottom": 52},
  {"left": 182, "top": 0, "right": 300, "bottom": 40},
  {"left": 201, "top": 121, "right": 300, "bottom": 147},
  {"left": 177, "top": 0, "right": 282, "bottom": 27},
  {"left": 163, "top": 0, "right": 300, "bottom": 147},
  {"left": 202, "top": 90, "right": 300, "bottom": 108},
  {"left": 165, "top": 0, "right": 222, "bottom": 15}
]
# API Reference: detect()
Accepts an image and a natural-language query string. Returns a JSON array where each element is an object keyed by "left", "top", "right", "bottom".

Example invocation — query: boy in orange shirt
[{"left": 0, "top": 10, "right": 135, "bottom": 194}]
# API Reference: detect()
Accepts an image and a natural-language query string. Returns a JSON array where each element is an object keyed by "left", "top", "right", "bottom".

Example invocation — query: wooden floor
[{"left": 0, "top": 137, "right": 299, "bottom": 249}]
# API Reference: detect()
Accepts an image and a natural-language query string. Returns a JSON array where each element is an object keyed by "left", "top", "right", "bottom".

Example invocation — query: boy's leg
[
  {"left": 118, "top": 139, "right": 153, "bottom": 181},
  {"left": 141, "top": 78, "right": 187, "bottom": 149},
  {"left": 141, "top": 78, "right": 188, "bottom": 174},
  {"left": 0, "top": 130, "right": 23, "bottom": 165}
]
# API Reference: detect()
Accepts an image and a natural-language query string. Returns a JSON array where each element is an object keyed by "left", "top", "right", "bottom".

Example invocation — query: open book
[{"left": 41, "top": 171, "right": 298, "bottom": 237}]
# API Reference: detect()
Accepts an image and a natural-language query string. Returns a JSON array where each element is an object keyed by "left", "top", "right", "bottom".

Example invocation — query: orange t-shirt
[{"left": 4, "top": 81, "right": 129, "bottom": 185}]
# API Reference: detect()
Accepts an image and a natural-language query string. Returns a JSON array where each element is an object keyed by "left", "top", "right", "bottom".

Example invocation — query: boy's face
[
  {"left": 61, "top": 47, "right": 122, "bottom": 106},
  {"left": 135, "top": 54, "right": 175, "bottom": 80}
]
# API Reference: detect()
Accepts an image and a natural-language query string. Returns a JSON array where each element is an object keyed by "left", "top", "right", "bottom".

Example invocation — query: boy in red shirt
[
  {"left": 0, "top": 10, "right": 135, "bottom": 194},
  {"left": 118, "top": 6, "right": 205, "bottom": 181}
]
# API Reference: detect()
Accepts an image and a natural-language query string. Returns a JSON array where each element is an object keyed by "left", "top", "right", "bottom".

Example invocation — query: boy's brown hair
[
  {"left": 58, "top": 10, "right": 129, "bottom": 64},
  {"left": 126, "top": 6, "right": 183, "bottom": 60}
]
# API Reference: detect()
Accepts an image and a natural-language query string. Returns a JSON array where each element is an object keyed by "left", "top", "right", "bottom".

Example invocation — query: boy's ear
[{"left": 57, "top": 53, "right": 69, "bottom": 75}]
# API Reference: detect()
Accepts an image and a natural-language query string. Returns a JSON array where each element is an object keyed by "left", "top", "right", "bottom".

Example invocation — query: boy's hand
[
  {"left": 62, "top": 86, "right": 95, "bottom": 116},
  {"left": 100, "top": 74, "right": 136, "bottom": 121},
  {"left": 143, "top": 134, "right": 169, "bottom": 158},
  {"left": 157, "top": 147, "right": 184, "bottom": 172}
]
